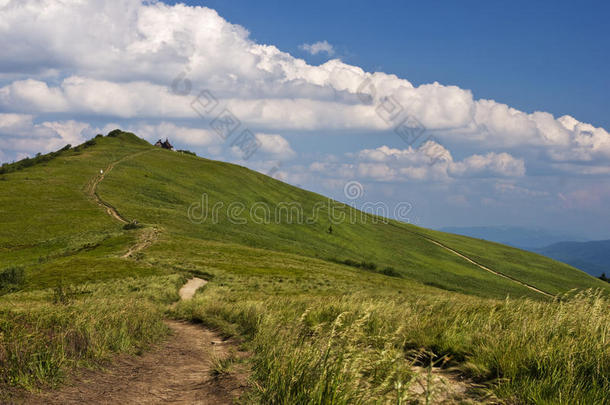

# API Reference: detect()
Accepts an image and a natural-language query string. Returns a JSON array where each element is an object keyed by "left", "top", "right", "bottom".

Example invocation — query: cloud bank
[{"left": 0, "top": 0, "right": 607, "bottom": 167}]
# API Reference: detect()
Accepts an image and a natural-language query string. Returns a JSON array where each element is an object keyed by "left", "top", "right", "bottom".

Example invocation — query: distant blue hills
[{"left": 534, "top": 240, "right": 610, "bottom": 278}]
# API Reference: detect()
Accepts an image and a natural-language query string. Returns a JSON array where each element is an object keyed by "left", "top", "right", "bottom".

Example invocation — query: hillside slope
[{"left": 1, "top": 131, "right": 606, "bottom": 298}]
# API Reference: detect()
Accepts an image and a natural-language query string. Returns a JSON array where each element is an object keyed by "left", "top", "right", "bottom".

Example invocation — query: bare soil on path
[
  {"left": 84, "top": 149, "right": 162, "bottom": 261},
  {"left": 29, "top": 321, "right": 246, "bottom": 405},
  {"left": 179, "top": 277, "right": 207, "bottom": 300},
  {"left": 26, "top": 279, "right": 247, "bottom": 405},
  {"left": 409, "top": 365, "right": 497, "bottom": 404},
  {"left": 121, "top": 227, "right": 161, "bottom": 259}
]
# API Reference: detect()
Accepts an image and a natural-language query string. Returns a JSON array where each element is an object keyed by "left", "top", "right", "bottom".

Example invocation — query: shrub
[
  {"left": 330, "top": 258, "right": 380, "bottom": 272},
  {"left": 177, "top": 149, "right": 196, "bottom": 156},
  {"left": 328, "top": 259, "right": 402, "bottom": 278},
  {"left": 105, "top": 129, "right": 149, "bottom": 145},
  {"left": 360, "top": 261, "right": 377, "bottom": 271},
  {"left": 342, "top": 259, "right": 358, "bottom": 267},
  {"left": 52, "top": 281, "right": 87, "bottom": 304},
  {"left": 380, "top": 266, "right": 401, "bottom": 278},
  {"left": 0, "top": 144, "right": 71, "bottom": 175},
  {"left": 0, "top": 267, "right": 25, "bottom": 293},
  {"left": 123, "top": 220, "right": 141, "bottom": 230}
]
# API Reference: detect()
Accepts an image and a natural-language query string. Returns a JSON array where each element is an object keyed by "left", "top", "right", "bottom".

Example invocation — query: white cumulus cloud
[
  {"left": 0, "top": 0, "right": 607, "bottom": 178},
  {"left": 0, "top": 113, "right": 92, "bottom": 156},
  {"left": 299, "top": 40, "right": 335, "bottom": 56},
  {"left": 313, "top": 144, "right": 525, "bottom": 183},
  {"left": 255, "top": 133, "right": 295, "bottom": 158}
]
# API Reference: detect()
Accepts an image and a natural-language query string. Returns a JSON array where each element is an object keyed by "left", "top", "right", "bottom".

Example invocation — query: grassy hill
[
  {"left": 2, "top": 130, "right": 603, "bottom": 297},
  {"left": 1, "top": 131, "right": 608, "bottom": 404}
]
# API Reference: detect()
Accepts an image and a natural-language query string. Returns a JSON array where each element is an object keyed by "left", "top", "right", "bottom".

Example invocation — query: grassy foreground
[
  {"left": 173, "top": 254, "right": 610, "bottom": 404},
  {"left": 0, "top": 275, "right": 183, "bottom": 399},
  {"left": 1, "top": 131, "right": 609, "bottom": 403},
  {"left": 2, "top": 264, "right": 608, "bottom": 403}
]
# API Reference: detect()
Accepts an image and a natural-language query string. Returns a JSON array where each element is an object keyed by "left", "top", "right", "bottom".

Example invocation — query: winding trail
[
  {"left": 421, "top": 234, "right": 554, "bottom": 298},
  {"left": 43, "top": 153, "right": 245, "bottom": 403},
  {"left": 388, "top": 221, "right": 554, "bottom": 298},
  {"left": 85, "top": 150, "right": 152, "bottom": 224},
  {"left": 84, "top": 149, "right": 162, "bottom": 259},
  {"left": 29, "top": 279, "right": 247, "bottom": 405},
  {"left": 121, "top": 227, "right": 161, "bottom": 259}
]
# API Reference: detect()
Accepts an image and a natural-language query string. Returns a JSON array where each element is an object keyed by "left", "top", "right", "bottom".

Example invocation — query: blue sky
[
  {"left": 180, "top": 0, "right": 610, "bottom": 129},
  {"left": 0, "top": 0, "right": 609, "bottom": 239}
]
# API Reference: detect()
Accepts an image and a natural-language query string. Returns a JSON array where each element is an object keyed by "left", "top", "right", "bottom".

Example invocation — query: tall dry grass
[
  {"left": 0, "top": 275, "right": 182, "bottom": 395},
  {"left": 177, "top": 287, "right": 610, "bottom": 404}
]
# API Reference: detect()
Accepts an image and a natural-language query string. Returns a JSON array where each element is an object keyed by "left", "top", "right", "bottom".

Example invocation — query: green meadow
[{"left": 0, "top": 131, "right": 608, "bottom": 403}]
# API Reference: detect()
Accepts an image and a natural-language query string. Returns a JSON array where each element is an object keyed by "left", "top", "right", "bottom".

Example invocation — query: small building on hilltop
[{"left": 154, "top": 138, "right": 174, "bottom": 151}]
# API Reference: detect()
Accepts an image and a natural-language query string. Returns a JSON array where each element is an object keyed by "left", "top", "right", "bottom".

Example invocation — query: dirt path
[
  {"left": 422, "top": 235, "right": 554, "bottom": 298},
  {"left": 29, "top": 280, "right": 247, "bottom": 405},
  {"left": 179, "top": 278, "right": 208, "bottom": 300},
  {"left": 121, "top": 227, "right": 161, "bottom": 259},
  {"left": 30, "top": 321, "right": 246, "bottom": 405},
  {"left": 84, "top": 149, "right": 162, "bottom": 260},
  {"left": 85, "top": 150, "right": 152, "bottom": 224},
  {"left": 409, "top": 366, "right": 495, "bottom": 404}
]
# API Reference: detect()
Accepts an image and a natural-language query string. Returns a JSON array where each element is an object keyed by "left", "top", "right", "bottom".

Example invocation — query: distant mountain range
[
  {"left": 439, "top": 226, "right": 609, "bottom": 277},
  {"left": 533, "top": 240, "right": 610, "bottom": 277}
]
